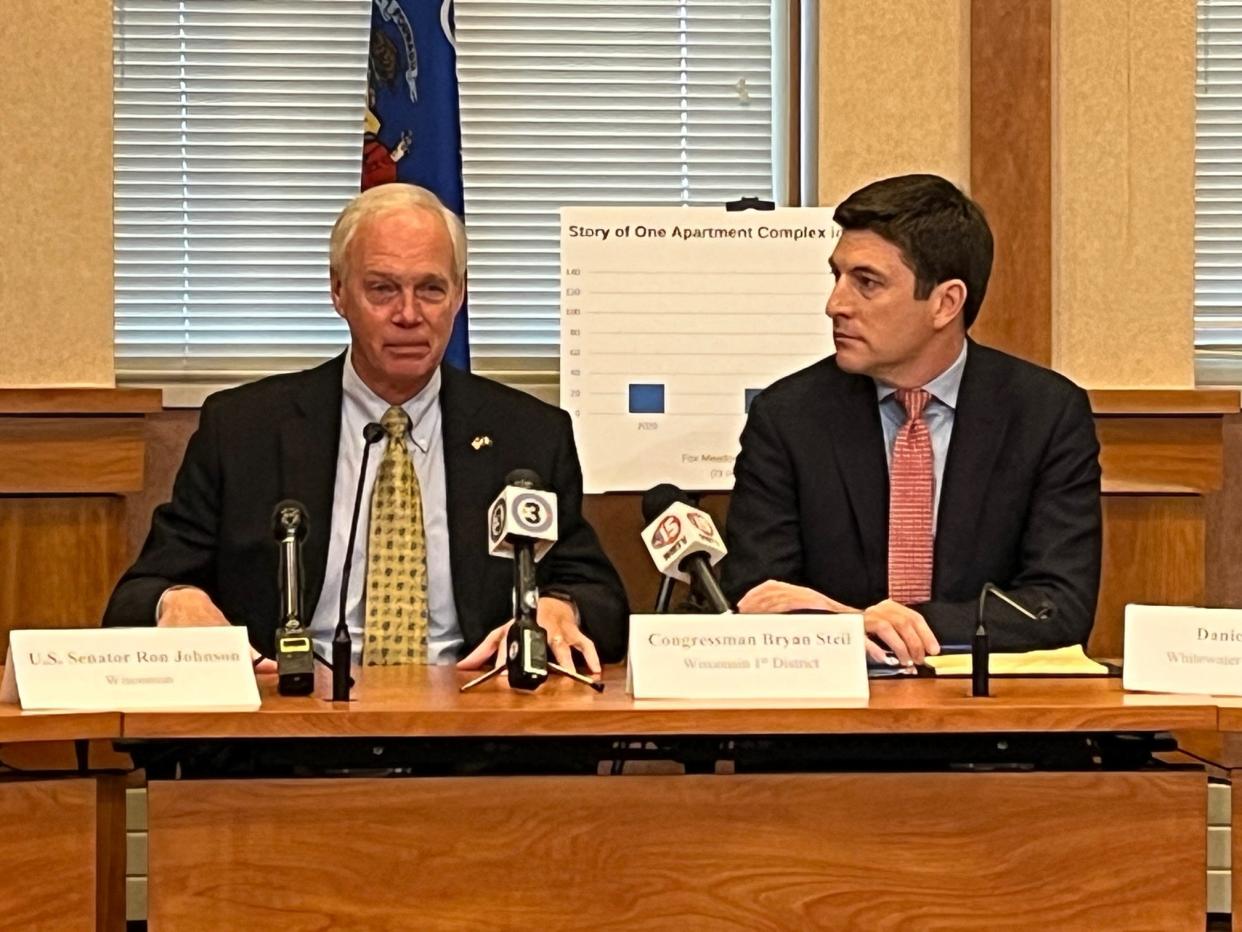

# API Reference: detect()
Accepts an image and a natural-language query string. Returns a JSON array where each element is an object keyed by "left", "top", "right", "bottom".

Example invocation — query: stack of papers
[{"left": 926, "top": 644, "right": 1110, "bottom": 676}]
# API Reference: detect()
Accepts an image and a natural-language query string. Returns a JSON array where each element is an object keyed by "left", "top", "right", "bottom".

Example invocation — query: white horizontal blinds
[
  {"left": 1197, "top": 0, "right": 1242, "bottom": 384},
  {"left": 114, "top": 0, "right": 777, "bottom": 388},
  {"left": 113, "top": 0, "right": 371, "bottom": 383},
  {"left": 454, "top": 0, "right": 776, "bottom": 376}
]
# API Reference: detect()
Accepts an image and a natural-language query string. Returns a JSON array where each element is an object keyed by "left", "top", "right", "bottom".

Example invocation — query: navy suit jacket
[
  {"left": 721, "top": 341, "right": 1102, "bottom": 651},
  {"left": 103, "top": 355, "right": 629, "bottom": 662}
]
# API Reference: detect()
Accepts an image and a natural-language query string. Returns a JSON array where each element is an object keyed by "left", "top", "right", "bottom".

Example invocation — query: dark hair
[{"left": 832, "top": 174, "right": 993, "bottom": 329}]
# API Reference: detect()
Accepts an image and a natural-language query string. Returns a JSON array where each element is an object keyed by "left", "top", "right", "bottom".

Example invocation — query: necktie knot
[
  {"left": 895, "top": 388, "right": 931, "bottom": 423},
  {"left": 381, "top": 405, "right": 410, "bottom": 441}
]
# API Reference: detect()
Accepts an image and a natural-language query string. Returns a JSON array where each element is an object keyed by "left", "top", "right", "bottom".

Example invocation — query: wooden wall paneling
[
  {"left": 147, "top": 771, "right": 1204, "bottom": 930},
  {"left": 1096, "top": 417, "right": 1224, "bottom": 494},
  {"left": 1093, "top": 496, "right": 1203, "bottom": 658},
  {"left": 1090, "top": 390, "right": 1240, "bottom": 416},
  {"left": 969, "top": 0, "right": 1053, "bottom": 365},
  {"left": 0, "top": 496, "right": 127, "bottom": 655},
  {"left": 0, "top": 775, "right": 126, "bottom": 931},
  {"left": 0, "top": 391, "right": 163, "bottom": 657},
  {"left": 0, "top": 389, "right": 161, "bottom": 417},
  {"left": 0, "top": 417, "right": 146, "bottom": 494}
]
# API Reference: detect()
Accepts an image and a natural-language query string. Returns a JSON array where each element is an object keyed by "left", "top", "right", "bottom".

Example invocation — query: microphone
[
  {"left": 272, "top": 500, "right": 314, "bottom": 696},
  {"left": 973, "top": 583, "right": 1055, "bottom": 697},
  {"left": 333, "top": 421, "right": 385, "bottom": 701},
  {"left": 487, "top": 469, "right": 559, "bottom": 690},
  {"left": 641, "top": 484, "right": 731, "bottom": 614}
]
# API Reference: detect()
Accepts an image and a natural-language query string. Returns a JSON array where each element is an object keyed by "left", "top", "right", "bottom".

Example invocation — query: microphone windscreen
[
  {"left": 641, "top": 483, "right": 690, "bottom": 524},
  {"left": 362, "top": 422, "right": 385, "bottom": 444},
  {"left": 505, "top": 468, "right": 544, "bottom": 490},
  {"left": 272, "top": 499, "right": 309, "bottom": 539}
]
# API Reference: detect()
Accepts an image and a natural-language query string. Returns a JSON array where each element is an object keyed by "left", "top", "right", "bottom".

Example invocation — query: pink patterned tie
[{"left": 888, "top": 388, "right": 934, "bottom": 604}]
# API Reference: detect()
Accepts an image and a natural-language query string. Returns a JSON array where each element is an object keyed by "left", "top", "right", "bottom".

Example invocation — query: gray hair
[{"left": 329, "top": 183, "right": 468, "bottom": 283}]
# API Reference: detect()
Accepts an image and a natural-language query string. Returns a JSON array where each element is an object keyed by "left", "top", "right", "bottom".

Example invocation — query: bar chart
[{"left": 560, "top": 206, "right": 838, "bottom": 492}]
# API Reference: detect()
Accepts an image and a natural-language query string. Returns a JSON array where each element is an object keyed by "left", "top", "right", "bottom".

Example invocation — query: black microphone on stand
[
  {"left": 273, "top": 500, "right": 314, "bottom": 696},
  {"left": 333, "top": 421, "right": 385, "bottom": 702},
  {"left": 487, "top": 469, "right": 559, "bottom": 691},
  {"left": 973, "top": 583, "right": 1055, "bottom": 697}
]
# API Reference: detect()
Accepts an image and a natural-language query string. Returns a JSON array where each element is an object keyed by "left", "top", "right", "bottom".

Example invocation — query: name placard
[
  {"left": 627, "top": 614, "right": 868, "bottom": 700},
  {"left": 1123, "top": 604, "right": 1242, "bottom": 697},
  {"left": 1, "top": 627, "right": 261, "bottom": 711}
]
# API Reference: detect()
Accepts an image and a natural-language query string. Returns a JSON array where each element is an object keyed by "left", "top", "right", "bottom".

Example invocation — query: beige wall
[
  {"left": 1052, "top": 0, "right": 1195, "bottom": 387},
  {"left": 818, "top": 0, "right": 1196, "bottom": 388},
  {"left": 817, "top": 0, "right": 971, "bottom": 206},
  {"left": 0, "top": 1, "right": 114, "bottom": 387}
]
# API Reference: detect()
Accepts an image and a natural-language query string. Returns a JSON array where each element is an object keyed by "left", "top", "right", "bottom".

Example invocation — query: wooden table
[
  {"left": 125, "top": 668, "right": 1214, "bottom": 931},
  {"left": 0, "top": 707, "right": 125, "bottom": 931}
]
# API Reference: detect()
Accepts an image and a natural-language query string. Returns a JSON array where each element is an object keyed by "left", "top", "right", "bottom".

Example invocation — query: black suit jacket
[
  {"left": 721, "top": 341, "right": 1102, "bottom": 651},
  {"left": 103, "top": 355, "right": 629, "bottom": 662}
]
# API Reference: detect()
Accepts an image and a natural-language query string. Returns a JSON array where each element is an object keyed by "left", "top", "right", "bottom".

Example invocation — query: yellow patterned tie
[{"left": 363, "top": 406, "right": 430, "bottom": 665}]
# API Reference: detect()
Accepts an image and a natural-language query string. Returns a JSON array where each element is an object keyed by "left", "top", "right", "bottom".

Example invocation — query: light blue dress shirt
[
  {"left": 875, "top": 342, "right": 968, "bottom": 532},
  {"left": 308, "top": 352, "right": 463, "bottom": 664}
]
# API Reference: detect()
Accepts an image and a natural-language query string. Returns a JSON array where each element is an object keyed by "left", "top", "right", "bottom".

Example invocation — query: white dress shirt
[
  {"left": 307, "top": 351, "right": 463, "bottom": 663},
  {"left": 875, "top": 341, "right": 968, "bottom": 533}
]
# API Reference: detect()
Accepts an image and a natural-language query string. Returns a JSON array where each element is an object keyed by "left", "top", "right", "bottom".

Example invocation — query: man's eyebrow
[{"left": 850, "top": 263, "right": 885, "bottom": 279}]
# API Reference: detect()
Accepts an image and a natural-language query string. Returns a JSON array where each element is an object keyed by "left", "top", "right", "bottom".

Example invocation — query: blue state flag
[{"left": 363, "top": 0, "right": 469, "bottom": 370}]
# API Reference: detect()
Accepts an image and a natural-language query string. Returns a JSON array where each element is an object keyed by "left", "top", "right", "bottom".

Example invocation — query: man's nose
[
  {"left": 393, "top": 289, "right": 423, "bottom": 325},
  {"left": 826, "top": 280, "right": 848, "bottom": 319}
]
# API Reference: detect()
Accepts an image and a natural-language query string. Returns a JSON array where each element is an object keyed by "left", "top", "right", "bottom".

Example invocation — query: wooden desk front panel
[
  {"left": 148, "top": 770, "right": 1205, "bottom": 931},
  {"left": 0, "top": 776, "right": 125, "bottom": 931}
]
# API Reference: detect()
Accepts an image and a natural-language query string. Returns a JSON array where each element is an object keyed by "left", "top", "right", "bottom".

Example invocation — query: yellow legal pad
[{"left": 926, "top": 644, "right": 1110, "bottom": 676}]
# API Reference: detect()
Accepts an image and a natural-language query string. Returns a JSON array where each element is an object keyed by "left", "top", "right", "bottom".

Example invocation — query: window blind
[
  {"left": 113, "top": 0, "right": 372, "bottom": 389},
  {"left": 114, "top": 0, "right": 779, "bottom": 393},
  {"left": 456, "top": 0, "right": 778, "bottom": 384},
  {"left": 1196, "top": 0, "right": 1242, "bottom": 384}
]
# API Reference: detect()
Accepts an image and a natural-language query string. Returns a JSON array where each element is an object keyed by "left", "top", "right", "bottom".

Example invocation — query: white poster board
[{"left": 560, "top": 206, "right": 839, "bottom": 493}]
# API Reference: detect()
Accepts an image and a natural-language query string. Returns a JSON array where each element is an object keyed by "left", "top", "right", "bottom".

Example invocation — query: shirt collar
[
  {"left": 342, "top": 349, "right": 441, "bottom": 454},
  {"left": 875, "top": 341, "right": 968, "bottom": 410}
]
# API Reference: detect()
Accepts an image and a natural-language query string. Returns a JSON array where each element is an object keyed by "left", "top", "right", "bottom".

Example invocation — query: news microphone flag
[
  {"left": 488, "top": 484, "right": 559, "bottom": 563},
  {"left": 363, "top": 0, "right": 469, "bottom": 370},
  {"left": 642, "top": 500, "right": 727, "bottom": 584}
]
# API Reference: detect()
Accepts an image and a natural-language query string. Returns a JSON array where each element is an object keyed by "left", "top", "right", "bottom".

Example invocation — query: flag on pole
[{"left": 363, "top": 0, "right": 469, "bottom": 369}]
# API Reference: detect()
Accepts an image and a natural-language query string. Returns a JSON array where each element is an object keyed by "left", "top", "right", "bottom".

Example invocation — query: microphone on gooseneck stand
[
  {"left": 333, "top": 421, "right": 385, "bottom": 702},
  {"left": 273, "top": 500, "right": 314, "bottom": 696},
  {"left": 641, "top": 483, "right": 731, "bottom": 614},
  {"left": 972, "top": 583, "right": 1055, "bottom": 698},
  {"left": 487, "top": 469, "right": 559, "bottom": 691}
]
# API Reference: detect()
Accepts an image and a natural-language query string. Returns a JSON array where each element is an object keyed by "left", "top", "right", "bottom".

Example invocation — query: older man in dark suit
[
  {"left": 722, "top": 174, "right": 1101, "bottom": 665},
  {"left": 104, "top": 183, "right": 627, "bottom": 673}
]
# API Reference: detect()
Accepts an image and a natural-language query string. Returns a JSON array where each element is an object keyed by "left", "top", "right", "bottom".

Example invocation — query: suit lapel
[
  {"left": 439, "top": 364, "right": 495, "bottom": 646},
  {"left": 819, "top": 364, "right": 890, "bottom": 596},
  {"left": 278, "top": 354, "right": 345, "bottom": 620},
  {"left": 934, "top": 342, "right": 1007, "bottom": 595}
]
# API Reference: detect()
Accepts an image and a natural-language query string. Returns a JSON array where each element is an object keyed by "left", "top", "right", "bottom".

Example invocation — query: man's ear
[
  {"left": 329, "top": 270, "right": 345, "bottom": 318},
  {"left": 930, "top": 278, "right": 967, "bottom": 332}
]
